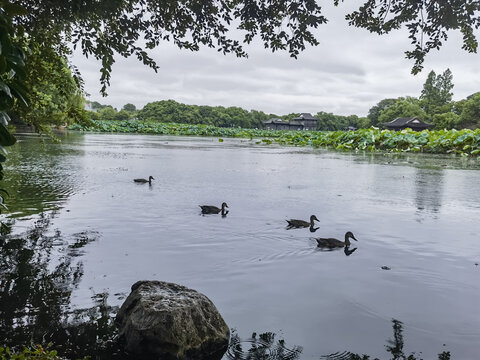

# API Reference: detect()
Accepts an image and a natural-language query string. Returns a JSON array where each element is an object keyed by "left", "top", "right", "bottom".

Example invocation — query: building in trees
[
  {"left": 292, "top": 113, "right": 319, "bottom": 130},
  {"left": 263, "top": 118, "right": 303, "bottom": 130},
  {"left": 263, "top": 113, "right": 318, "bottom": 130},
  {"left": 383, "top": 117, "right": 433, "bottom": 131}
]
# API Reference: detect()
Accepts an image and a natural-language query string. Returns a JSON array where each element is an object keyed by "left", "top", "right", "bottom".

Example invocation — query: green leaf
[
  {"left": 0, "top": 81, "right": 12, "bottom": 97},
  {"left": 3, "top": 2, "right": 28, "bottom": 16},
  {"left": 0, "top": 124, "right": 15, "bottom": 146},
  {"left": 8, "top": 80, "right": 28, "bottom": 107},
  {"left": 0, "top": 56, "right": 6, "bottom": 73},
  {"left": 0, "top": 111, "right": 9, "bottom": 125}
]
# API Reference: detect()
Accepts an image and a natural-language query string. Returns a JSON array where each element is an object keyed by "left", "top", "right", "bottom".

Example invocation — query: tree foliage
[
  {"left": 377, "top": 97, "right": 427, "bottom": 124},
  {"left": 314, "top": 111, "right": 368, "bottom": 131},
  {"left": 122, "top": 103, "right": 136, "bottom": 112},
  {"left": 457, "top": 93, "right": 480, "bottom": 129},
  {"left": 11, "top": 0, "right": 480, "bottom": 97},
  {"left": 136, "top": 99, "right": 273, "bottom": 128},
  {"left": 0, "top": 0, "right": 28, "bottom": 214},
  {"left": 369, "top": 69, "right": 480, "bottom": 130},
  {"left": 367, "top": 98, "right": 397, "bottom": 127},
  {"left": 345, "top": 0, "right": 480, "bottom": 74},
  {"left": 16, "top": 0, "right": 328, "bottom": 94},
  {"left": 11, "top": 40, "right": 89, "bottom": 132},
  {"left": 420, "top": 69, "right": 454, "bottom": 118}
]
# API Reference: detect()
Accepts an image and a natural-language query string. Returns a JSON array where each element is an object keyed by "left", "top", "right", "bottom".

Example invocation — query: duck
[
  {"left": 286, "top": 215, "right": 319, "bottom": 229},
  {"left": 134, "top": 176, "right": 154, "bottom": 184},
  {"left": 316, "top": 231, "right": 358, "bottom": 248},
  {"left": 200, "top": 202, "right": 228, "bottom": 214}
]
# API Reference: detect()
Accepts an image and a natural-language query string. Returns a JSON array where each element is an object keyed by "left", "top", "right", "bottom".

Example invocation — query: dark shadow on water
[
  {"left": 344, "top": 246, "right": 357, "bottom": 256},
  {"left": 320, "top": 319, "right": 451, "bottom": 360},
  {"left": 315, "top": 245, "right": 358, "bottom": 257},
  {"left": 0, "top": 213, "right": 125, "bottom": 359},
  {"left": 310, "top": 225, "right": 320, "bottom": 233}
]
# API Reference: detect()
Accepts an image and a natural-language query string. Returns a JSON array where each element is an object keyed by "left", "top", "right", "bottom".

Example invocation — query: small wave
[
  {"left": 225, "top": 331, "right": 303, "bottom": 360},
  {"left": 319, "top": 351, "right": 358, "bottom": 360}
]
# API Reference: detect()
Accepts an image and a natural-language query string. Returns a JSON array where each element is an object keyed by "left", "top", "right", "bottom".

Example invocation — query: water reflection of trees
[
  {"left": 0, "top": 213, "right": 121, "bottom": 359},
  {"left": 321, "top": 319, "right": 450, "bottom": 360},
  {"left": 226, "top": 330, "right": 303, "bottom": 360},
  {"left": 414, "top": 168, "right": 444, "bottom": 218},
  {"left": 5, "top": 134, "right": 82, "bottom": 217}
]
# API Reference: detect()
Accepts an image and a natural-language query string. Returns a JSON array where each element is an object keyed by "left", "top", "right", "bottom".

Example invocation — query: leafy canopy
[
  {"left": 420, "top": 69, "right": 454, "bottom": 117},
  {"left": 13, "top": 0, "right": 480, "bottom": 96},
  {"left": 344, "top": 0, "right": 480, "bottom": 74},
  {"left": 378, "top": 97, "right": 427, "bottom": 124},
  {"left": 17, "top": 0, "right": 328, "bottom": 94}
]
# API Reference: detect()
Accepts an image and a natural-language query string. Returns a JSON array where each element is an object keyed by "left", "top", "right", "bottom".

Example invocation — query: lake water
[{"left": 2, "top": 132, "right": 480, "bottom": 359}]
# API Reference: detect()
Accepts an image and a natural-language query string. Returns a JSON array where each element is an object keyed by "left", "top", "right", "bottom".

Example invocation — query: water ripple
[{"left": 226, "top": 331, "right": 303, "bottom": 360}]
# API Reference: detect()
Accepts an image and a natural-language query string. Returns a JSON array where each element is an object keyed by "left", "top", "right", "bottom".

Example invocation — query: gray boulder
[{"left": 115, "top": 280, "right": 229, "bottom": 360}]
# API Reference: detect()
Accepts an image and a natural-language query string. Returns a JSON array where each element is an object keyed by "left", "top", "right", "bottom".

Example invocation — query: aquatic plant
[{"left": 69, "top": 120, "right": 480, "bottom": 156}]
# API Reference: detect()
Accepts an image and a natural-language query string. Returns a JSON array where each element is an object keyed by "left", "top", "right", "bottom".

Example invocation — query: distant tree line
[
  {"left": 87, "top": 101, "right": 371, "bottom": 131},
  {"left": 87, "top": 69, "right": 480, "bottom": 131}
]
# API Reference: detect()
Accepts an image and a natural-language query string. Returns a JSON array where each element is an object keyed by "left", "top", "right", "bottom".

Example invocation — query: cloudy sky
[{"left": 72, "top": 3, "right": 480, "bottom": 117}]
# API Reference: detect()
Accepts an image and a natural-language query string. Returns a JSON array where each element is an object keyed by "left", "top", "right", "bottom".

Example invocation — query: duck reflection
[
  {"left": 222, "top": 209, "right": 229, "bottom": 218},
  {"left": 309, "top": 225, "right": 320, "bottom": 233},
  {"left": 343, "top": 245, "right": 357, "bottom": 256}
]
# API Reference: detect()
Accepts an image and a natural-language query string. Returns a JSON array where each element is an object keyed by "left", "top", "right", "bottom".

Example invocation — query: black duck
[
  {"left": 316, "top": 231, "right": 358, "bottom": 248},
  {"left": 134, "top": 176, "right": 154, "bottom": 184},
  {"left": 286, "top": 215, "right": 319, "bottom": 229},
  {"left": 200, "top": 202, "right": 228, "bottom": 214}
]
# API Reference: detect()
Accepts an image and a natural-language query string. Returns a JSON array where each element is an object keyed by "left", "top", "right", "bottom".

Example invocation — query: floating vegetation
[{"left": 68, "top": 120, "right": 480, "bottom": 156}]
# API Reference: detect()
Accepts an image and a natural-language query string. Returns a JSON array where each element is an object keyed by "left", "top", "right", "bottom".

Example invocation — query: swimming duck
[
  {"left": 316, "top": 231, "right": 358, "bottom": 248},
  {"left": 200, "top": 202, "right": 228, "bottom": 214},
  {"left": 286, "top": 215, "right": 319, "bottom": 229},
  {"left": 134, "top": 176, "right": 154, "bottom": 184}
]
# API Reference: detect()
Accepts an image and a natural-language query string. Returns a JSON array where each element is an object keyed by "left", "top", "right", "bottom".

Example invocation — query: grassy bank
[{"left": 68, "top": 120, "right": 480, "bottom": 156}]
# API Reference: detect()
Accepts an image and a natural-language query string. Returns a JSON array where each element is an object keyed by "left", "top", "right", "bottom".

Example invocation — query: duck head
[
  {"left": 310, "top": 215, "right": 319, "bottom": 222},
  {"left": 221, "top": 202, "right": 229, "bottom": 210},
  {"left": 345, "top": 231, "right": 358, "bottom": 242}
]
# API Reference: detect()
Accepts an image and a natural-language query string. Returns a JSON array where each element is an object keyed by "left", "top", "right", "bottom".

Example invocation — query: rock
[{"left": 115, "top": 280, "right": 229, "bottom": 360}]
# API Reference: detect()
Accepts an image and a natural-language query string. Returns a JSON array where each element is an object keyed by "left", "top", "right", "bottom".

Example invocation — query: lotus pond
[
  {"left": 69, "top": 120, "right": 480, "bottom": 156},
  {"left": 1, "top": 132, "right": 479, "bottom": 359}
]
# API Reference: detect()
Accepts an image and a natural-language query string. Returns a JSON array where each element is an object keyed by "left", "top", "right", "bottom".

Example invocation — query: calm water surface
[{"left": 3, "top": 132, "right": 480, "bottom": 359}]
